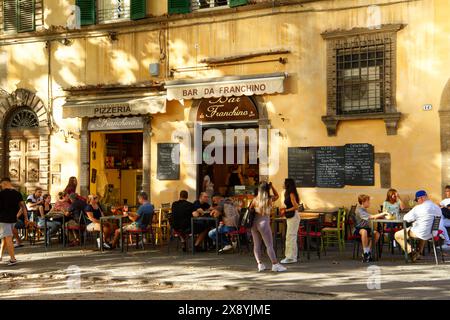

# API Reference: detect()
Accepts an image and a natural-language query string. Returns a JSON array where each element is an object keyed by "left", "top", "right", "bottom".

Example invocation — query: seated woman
[
  {"left": 49, "top": 191, "right": 71, "bottom": 225},
  {"left": 37, "top": 194, "right": 61, "bottom": 237},
  {"left": 355, "top": 194, "right": 386, "bottom": 263},
  {"left": 85, "top": 195, "right": 114, "bottom": 250}
]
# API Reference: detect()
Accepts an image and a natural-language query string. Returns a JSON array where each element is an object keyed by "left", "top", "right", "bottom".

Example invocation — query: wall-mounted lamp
[
  {"left": 60, "top": 129, "right": 78, "bottom": 143},
  {"left": 108, "top": 31, "right": 118, "bottom": 42},
  {"left": 59, "top": 38, "right": 72, "bottom": 46}
]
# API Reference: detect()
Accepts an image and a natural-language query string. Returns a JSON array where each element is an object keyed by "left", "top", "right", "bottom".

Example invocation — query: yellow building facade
[{"left": 0, "top": 0, "right": 449, "bottom": 211}]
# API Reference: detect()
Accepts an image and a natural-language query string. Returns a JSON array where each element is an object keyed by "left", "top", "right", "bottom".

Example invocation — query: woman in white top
[
  {"left": 249, "top": 182, "right": 286, "bottom": 272},
  {"left": 203, "top": 166, "right": 215, "bottom": 205}
]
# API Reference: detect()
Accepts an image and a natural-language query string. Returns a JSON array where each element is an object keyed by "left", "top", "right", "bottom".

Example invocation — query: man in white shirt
[
  {"left": 439, "top": 185, "right": 450, "bottom": 248},
  {"left": 394, "top": 190, "right": 442, "bottom": 261}
]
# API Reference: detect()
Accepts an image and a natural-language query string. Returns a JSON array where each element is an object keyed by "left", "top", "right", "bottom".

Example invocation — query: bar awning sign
[{"left": 165, "top": 72, "right": 287, "bottom": 101}]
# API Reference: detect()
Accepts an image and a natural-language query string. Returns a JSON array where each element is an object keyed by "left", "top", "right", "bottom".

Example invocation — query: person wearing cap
[
  {"left": 394, "top": 190, "right": 443, "bottom": 262},
  {"left": 64, "top": 193, "right": 87, "bottom": 246}
]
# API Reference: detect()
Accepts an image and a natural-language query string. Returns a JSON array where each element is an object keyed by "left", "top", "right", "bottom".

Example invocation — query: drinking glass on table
[{"left": 123, "top": 205, "right": 129, "bottom": 216}]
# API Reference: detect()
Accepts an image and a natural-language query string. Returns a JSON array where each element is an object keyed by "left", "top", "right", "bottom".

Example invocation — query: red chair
[
  {"left": 167, "top": 229, "right": 191, "bottom": 253},
  {"left": 124, "top": 213, "right": 154, "bottom": 251},
  {"left": 298, "top": 223, "right": 322, "bottom": 260},
  {"left": 226, "top": 226, "right": 250, "bottom": 253}
]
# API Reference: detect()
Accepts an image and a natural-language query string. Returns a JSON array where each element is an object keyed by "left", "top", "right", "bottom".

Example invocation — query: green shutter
[
  {"left": 17, "top": 0, "right": 34, "bottom": 32},
  {"left": 131, "top": 0, "right": 146, "bottom": 20},
  {"left": 76, "top": 0, "right": 95, "bottom": 26},
  {"left": 229, "top": 0, "right": 247, "bottom": 7},
  {"left": 168, "top": 0, "right": 190, "bottom": 14},
  {"left": 3, "top": 0, "right": 17, "bottom": 32}
]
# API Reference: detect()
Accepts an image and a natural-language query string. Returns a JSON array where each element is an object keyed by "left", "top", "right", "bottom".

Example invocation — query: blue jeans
[
  {"left": 38, "top": 218, "right": 61, "bottom": 235},
  {"left": 208, "top": 225, "right": 236, "bottom": 246}
]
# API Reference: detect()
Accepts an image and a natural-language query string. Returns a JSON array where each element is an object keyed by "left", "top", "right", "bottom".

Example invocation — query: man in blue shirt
[{"left": 112, "top": 192, "right": 154, "bottom": 248}]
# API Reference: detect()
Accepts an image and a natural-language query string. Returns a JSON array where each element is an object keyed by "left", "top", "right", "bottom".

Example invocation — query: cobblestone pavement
[{"left": 0, "top": 243, "right": 449, "bottom": 300}]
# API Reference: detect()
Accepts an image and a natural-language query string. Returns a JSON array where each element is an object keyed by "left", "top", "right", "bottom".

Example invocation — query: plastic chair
[
  {"left": 321, "top": 208, "right": 346, "bottom": 253},
  {"left": 345, "top": 205, "right": 357, "bottom": 240}
]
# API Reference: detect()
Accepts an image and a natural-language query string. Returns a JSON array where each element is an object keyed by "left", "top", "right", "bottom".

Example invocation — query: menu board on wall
[
  {"left": 315, "top": 146, "right": 346, "bottom": 188},
  {"left": 157, "top": 143, "right": 180, "bottom": 180},
  {"left": 288, "top": 147, "right": 316, "bottom": 187},
  {"left": 345, "top": 144, "right": 375, "bottom": 186}
]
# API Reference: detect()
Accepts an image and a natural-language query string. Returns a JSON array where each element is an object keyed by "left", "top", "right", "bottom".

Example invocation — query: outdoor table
[
  {"left": 100, "top": 215, "right": 125, "bottom": 253},
  {"left": 272, "top": 217, "right": 287, "bottom": 255},
  {"left": 191, "top": 216, "right": 219, "bottom": 255},
  {"left": 44, "top": 211, "right": 64, "bottom": 248},
  {"left": 371, "top": 219, "right": 409, "bottom": 263}
]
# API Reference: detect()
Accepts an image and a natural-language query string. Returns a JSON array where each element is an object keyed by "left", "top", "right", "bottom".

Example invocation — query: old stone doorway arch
[{"left": 0, "top": 89, "right": 51, "bottom": 193}]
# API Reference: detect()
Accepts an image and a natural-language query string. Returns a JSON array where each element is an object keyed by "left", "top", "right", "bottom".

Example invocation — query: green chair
[{"left": 321, "top": 208, "right": 347, "bottom": 253}]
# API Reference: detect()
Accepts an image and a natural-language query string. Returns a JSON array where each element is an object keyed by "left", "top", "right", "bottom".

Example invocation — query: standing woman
[
  {"left": 249, "top": 181, "right": 287, "bottom": 272},
  {"left": 280, "top": 178, "right": 301, "bottom": 264},
  {"left": 203, "top": 165, "right": 215, "bottom": 205},
  {"left": 64, "top": 177, "right": 78, "bottom": 195}
]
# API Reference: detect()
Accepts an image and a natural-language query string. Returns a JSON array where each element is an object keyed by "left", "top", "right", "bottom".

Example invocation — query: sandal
[{"left": 7, "top": 260, "right": 17, "bottom": 266}]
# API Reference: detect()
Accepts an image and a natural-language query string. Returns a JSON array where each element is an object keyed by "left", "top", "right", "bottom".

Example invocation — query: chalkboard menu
[
  {"left": 315, "top": 146, "right": 345, "bottom": 188},
  {"left": 157, "top": 143, "right": 180, "bottom": 180},
  {"left": 288, "top": 148, "right": 316, "bottom": 187},
  {"left": 345, "top": 144, "right": 375, "bottom": 186}
]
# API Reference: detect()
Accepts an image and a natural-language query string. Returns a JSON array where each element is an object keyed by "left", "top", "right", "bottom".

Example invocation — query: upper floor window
[
  {"left": 321, "top": 25, "right": 405, "bottom": 136},
  {"left": 76, "top": 0, "right": 146, "bottom": 26},
  {"left": 2, "top": 0, "right": 42, "bottom": 33},
  {"left": 168, "top": 0, "right": 247, "bottom": 14}
]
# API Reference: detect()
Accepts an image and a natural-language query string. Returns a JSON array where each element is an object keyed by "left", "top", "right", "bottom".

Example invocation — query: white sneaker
[
  {"left": 103, "top": 242, "right": 111, "bottom": 250},
  {"left": 271, "top": 263, "right": 287, "bottom": 272},
  {"left": 257, "top": 263, "right": 266, "bottom": 272},
  {"left": 441, "top": 244, "right": 450, "bottom": 250},
  {"left": 222, "top": 244, "right": 233, "bottom": 252},
  {"left": 280, "top": 258, "right": 297, "bottom": 264}
]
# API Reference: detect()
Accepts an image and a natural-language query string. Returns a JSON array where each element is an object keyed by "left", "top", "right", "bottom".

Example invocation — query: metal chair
[
  {"left": 428, "top": 216, "right": 445, "bottom": 265},
  {"left": 124, "top": 213, "right": 154, "bottom": 251}
]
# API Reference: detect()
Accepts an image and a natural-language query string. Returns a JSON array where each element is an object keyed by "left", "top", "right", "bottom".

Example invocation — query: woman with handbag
[
  {"left": 249, "top": 181, "right": 287, "bottom": 272},
  {"left": 280, "top": 178, "right": 301, "bottom": 264}
]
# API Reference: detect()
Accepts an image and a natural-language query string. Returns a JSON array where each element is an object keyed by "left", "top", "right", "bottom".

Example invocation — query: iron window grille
[
  {"left": 191, "top": 0, "right": 229, "bottom": 11},
  {"left": 98, "top": 0, "right": 130, "bottom": 23},
  {"left": 335, "top": 37, "right": 392, "bottom": 115}
]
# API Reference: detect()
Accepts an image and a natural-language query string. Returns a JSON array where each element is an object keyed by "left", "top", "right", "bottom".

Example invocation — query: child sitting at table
[{"left": 355, "top": 194, "right": 386, "bottom": 263}]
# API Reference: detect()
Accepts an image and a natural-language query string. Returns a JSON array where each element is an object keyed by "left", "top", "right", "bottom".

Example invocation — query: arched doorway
[
  {"left": 0, "top": 89, "right": 51, "bottom": 193},
  {"left": 189, "top": 96, "right": 270, "bottom": 198},
  {"left": 440, "top": 78, "right": 450, "bottom": 196}
]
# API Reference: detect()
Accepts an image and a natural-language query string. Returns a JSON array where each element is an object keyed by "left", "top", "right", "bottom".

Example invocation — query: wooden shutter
[
  {"left": 3, "top": 0, "right": 18, "bottom": 32},
  {"left": 229, "top": 0, "right": 247, "bottom": 7},
  {"left": 17, "top": 0, "right": 34, "bottom": 32},
  {"left": 168, "top": 0, "right": 190, "bottom": 14},
  {"left": 130, "top": 0, "right": 146, "bottom": 20},
  {"left": 76, "top": 0, "right": 95, "bottom": 26}
]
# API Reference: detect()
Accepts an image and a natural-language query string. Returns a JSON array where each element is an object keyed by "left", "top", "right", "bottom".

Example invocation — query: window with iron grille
[
  {"left": 192, "top": 0, "right": 229, "bottom": 11},
  {"left": 321, "top": 25, "right": 404, "bottom": 136},
  {"left": 98, "top": 0, "right": 130, "bottom": 23},
  {"left": 336, "top": 38, "right": 392, "bottom": 115}
]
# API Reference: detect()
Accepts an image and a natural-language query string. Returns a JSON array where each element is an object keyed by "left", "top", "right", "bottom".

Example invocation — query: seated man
[
  {"left": 111, "top": 192, "right": 154, "bottom": 249},
  {"left": 439, "top": 185, "right": 450, "bottom": 249},
  {"left": 355, "top": 194, "right": 386, "bottom": 263},
  {"left": 209, "top": 197, "right": 239, "bottom": 253},
  {"left": 191, "top": 192, "right": 212, "bottom": 251},
  {"left": 64, "top": 193, "right": 87, "bottom": 246},
  {"left": 395, "top": 190, "right": 443, "bottom": 261},
  {"left": 171, "top": 190, "right": 194, "bottom": 251}
]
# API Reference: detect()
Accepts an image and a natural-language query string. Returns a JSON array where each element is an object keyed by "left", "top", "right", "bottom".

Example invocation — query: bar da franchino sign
[{"left": 197, "top": 96, "right": 258, "bottom": 122}]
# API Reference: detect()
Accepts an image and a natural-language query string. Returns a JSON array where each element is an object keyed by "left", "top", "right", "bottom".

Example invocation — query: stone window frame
[{"left": 321, "top": 24, "right": 405, "bottom": 136}]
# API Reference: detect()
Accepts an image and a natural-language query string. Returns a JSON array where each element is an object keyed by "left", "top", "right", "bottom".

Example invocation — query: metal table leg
[
  {"left": 307, "top": 221, "right": 311, "bottom": 260},
  {"left": 215, "top": 219, "right": 219, "bottom": 255},
  {"left": 100, "top": 219, "right": 104, "bottom": 252},
  {"left": 120, "top": 218, "right": 124, "bottom": 253},
  {"left": 191, "top": 218, "right": 195, "bottom": 255},
  {"left": 403, "top": 222, "right": 409, "bottom": 263}
]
